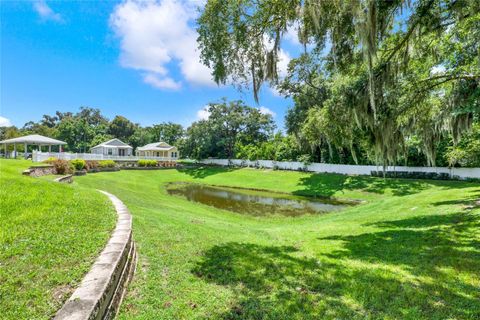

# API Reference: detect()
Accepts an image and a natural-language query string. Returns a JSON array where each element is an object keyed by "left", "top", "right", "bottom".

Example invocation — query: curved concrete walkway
[{"left": 54, "top": 190, "right": 136, "bottom": 320}]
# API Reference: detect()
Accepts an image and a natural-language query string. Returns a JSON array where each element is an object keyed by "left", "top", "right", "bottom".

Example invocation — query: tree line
[
  {"left": 196, "top": 0, "right": 480, "bottom": 167},
  {"left": 1, "top": 97, "right": 478, "bottom": 166}
]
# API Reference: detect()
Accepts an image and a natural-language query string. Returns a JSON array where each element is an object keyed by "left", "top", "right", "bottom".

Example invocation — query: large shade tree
[
  {"left": 181, "top": 100, "right": 275, "bottom": 159},
  {"left": 150, "top": 122, "right": 185, "bottom": 146},
  {"left": 197, "top": 0, "right": 480, "bottom": 166}
]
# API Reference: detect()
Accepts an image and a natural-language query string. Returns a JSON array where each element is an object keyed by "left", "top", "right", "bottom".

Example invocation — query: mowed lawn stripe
[{"left": 0, "top": 159, "right": 117, "bottom": 320}]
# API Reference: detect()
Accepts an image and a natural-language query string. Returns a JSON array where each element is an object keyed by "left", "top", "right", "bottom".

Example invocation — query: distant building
[
  {"left": 136, "top": 142, "right": 179, "bottom": 159},
  {"left": 90, "top": 138, "right": 133, "bottom": 156}
]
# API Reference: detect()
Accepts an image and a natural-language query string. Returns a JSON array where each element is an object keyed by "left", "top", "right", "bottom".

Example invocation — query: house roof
[
  {"left": 0, "top": 134, "right": 67, "bottom": 145},
  {"left": 137, "top": 142, "right": 176, "bottom": 151},
  {"left": 91, "top": 138, "right": 132, "bottom": 149}
]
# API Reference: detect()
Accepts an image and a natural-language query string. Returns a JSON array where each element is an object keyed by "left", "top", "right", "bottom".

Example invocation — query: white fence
[
  {"left": 199, "top": 159, "right": 480, "bottom": 180},
  {"left": 32, "top": 151, "right": 177, "bottom": 162}
]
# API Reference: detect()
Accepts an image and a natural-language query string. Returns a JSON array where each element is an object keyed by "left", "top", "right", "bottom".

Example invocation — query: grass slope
[
  {"left": 75, "top": 166, "right": 480, "bottom": 320},
  {"left": 0, "top": 160, "right": 117, "bottom": 319}
]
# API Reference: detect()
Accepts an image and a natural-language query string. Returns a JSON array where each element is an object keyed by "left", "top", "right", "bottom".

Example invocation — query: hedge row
[
  {"left": 43, "top": 158, "right": 176, "bottom": 173},
  {"left": 43, "top": 158, "right": 118, "bottom": 174},
  {"left": 370, "top": 171, "right": 455, "bottom": 180}
]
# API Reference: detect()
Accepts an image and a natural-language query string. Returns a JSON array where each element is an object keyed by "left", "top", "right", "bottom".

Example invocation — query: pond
[{"left": 166, "top": 182, "right": 355, "bottom": 216}]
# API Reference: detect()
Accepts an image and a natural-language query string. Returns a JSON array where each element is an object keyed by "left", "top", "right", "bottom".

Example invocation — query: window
[
  {"left": 156, "top": 152, "right": 160, "bottom": 157},
  {"left": 108, "top": 148, "right": 112, "bottom": 155}
]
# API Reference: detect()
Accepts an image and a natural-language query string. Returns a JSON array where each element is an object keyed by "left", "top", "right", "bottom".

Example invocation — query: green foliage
[
  {"left": 181, "top": 99, "right": 275, "bottom": 159},
  {"left": 108, "top": 115, "right": 136, "bottom": 142},
  {"left": 236, "top": 133, "right": 303, "bottom": 162},
  {"left": 51, "top": 159, "right": 74, "bottom": 175},
  {"left": 89, "top": 134, "right": 114, "bottom": 149},
  {"left": 446, "top": 123, "right": 480, "bottom": 167},
  {"left": 70, "top": 159, "right": 86, "bottom": 171},
  {"left": 43, "top": 157, "right": 58, "bottom": 164},
  {"left": 129, "top": 126, "right": 155, "bottom": 150},
  {"left": 151, "top": 122, "right": 185, "bottom": 145},
  {"left": 138, "top": 159, "right": 158, "bottom": 167},
  {"left": 98, "top": 160, "right": 116, "bottom": 168},
  {"left": 197, "top": 0, "right": 480, "bottom": 166},
  {"left": 56, "top": 107, "right": 109, "bottom": 152},
  {"left": 297, "top": 154, "right": 312, "bottom": 165}
]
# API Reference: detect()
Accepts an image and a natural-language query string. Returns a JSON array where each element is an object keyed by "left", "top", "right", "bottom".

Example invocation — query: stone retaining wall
[
  {"left": 54, "top": 191, "right": 136, "bottom": 320},
  {"left": 24, "top": 165, "right": 55, "bottom": 177},
  {"left": 54, "top": 175, "right": 73, "bottom": 184}
]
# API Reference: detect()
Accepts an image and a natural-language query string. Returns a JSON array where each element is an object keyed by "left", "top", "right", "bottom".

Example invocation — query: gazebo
[{"left": 0, "top": 134, "right": 67, "bottom": 159}]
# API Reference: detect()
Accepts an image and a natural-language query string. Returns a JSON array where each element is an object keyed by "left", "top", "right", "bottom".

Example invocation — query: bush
[
  {"left": 85, "top": 160, "right": 99, "bottom": 170},
  {"left": 298, "top": 154, "right": 312, "bottom": 165},
  {"left": 370, "top": 170, "right": 454, "bottom": 180},
  {"left": 98, "top": 160, "right": 116, "bottom": 168},
  {"left": 138, "top": 159, "right": 158, "bottom": 167},
  {"left": 70, "top": 159, "right": 86, "bottom": 171},
  {"left": 43, "top": 157, "right": 58, "bottom": 164},
  {"left": 52, "top": 159, "right": 74, "bottom": 175}
]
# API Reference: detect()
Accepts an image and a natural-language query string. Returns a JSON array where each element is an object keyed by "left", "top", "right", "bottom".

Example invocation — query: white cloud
[
  {"left": 284, "top": 23, "right": 301, "bottom": 46},
  {"left": 196, "top": 106, "right": 210, "bottom": 120},
  {"left": 0, "top": 116, "right": 12, "bottom": 127},
  {"left": 277, "top": 49, "right": 291, "bottom": 78},
  {"left": 269, "top": 87, "right": 282, "bottom": 97},
  {"left": 143, "top": 73, "right": 181, "bottom": 90},
  {"left": 110, "top": 0, "right": 216, "bottom": 90},
  {"left": 33, "top": 1, "right": 63, "bottom": 22},
  {"left": 259, "top": 106, "right": 276, "bottom": 117}
]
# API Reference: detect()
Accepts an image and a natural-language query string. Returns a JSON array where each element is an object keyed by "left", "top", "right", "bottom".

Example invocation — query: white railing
[
  {"left": 199, "top": 159, "right": 480, "bottom": 180},
  {"left": 32, "top": 151, "right": 177, "bottom": 162}
]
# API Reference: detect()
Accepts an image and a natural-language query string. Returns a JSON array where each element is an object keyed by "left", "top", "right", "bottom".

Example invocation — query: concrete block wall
[{"left": 199, "top": 159, "right": 480, "bottom": 180}]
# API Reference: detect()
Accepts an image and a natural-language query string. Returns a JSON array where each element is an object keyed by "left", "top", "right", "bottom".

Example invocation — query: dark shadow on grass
[
  {"left": 294, "top": 173, "right": 475, "bottom": 198},
  {"left": 431, "top": 189, "right": 480, "bottom": 207},
  {"left": 321, "top": 212, "right": 480, "bottom": 275},
  {"left": 176, "top": 165, "right": 239, "bottom": 179},
  {"left": 193, "top": 212, "right": 480, "bottom": 319}
]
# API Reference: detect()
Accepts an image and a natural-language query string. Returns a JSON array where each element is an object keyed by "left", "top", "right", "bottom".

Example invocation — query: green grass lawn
[
  {"left": 0, "top": 159, "right": 117, "bottom": 319},
  {"left": 74, "top": 166, "right": 480, "bottom": 320}
]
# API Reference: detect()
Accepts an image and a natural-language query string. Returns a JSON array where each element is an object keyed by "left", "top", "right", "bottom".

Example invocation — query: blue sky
[{"left": 1, "top": 0, "right": 301, "bottom": 130}]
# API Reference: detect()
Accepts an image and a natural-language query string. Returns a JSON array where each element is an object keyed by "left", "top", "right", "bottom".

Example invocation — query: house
[
  {"left": 90, "top": 138, "right": 133, "bottom": 156},
  {"left": 136, "top": 142, "right": 179, "bottom": 159}
]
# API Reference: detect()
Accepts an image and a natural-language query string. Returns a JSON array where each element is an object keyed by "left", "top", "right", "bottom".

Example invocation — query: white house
[
  {"left": 136, "top": 142, "right": 179, "bottom": 159},
  {"left": 90, "top": 138, "right": 133, "bottom": 156}
]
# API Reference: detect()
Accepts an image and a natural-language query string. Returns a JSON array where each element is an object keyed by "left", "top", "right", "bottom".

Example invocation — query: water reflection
[{"left": 166, "top": 183, "right": 353, "bottom": 216}]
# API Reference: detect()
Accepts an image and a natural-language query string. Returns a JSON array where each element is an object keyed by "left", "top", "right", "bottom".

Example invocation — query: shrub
[
  {"left": 85, "top": 160, "right": 99, "bottom": 170},
  {"left": 98, "top": 160, "right": 116, "bottom": 168},
  {"left": 43, "top": 157, "right": 58, "bottom": 164},
  {"left": 298, "top": 154, "right": 312, "bottom": 165},
  {"left": 52, "top": 159, "right": 74, "bottom": 175},
  {"left": 70, "top": 159, "right": 86, "bottom": 171},
  {"left": 138, "top": 159, "right": 158, "bottom": 167}
]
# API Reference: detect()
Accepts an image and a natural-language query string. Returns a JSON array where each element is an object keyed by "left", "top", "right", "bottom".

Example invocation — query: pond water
[{"left": 166, "top": 182, "right": 354, "bottom": 216}]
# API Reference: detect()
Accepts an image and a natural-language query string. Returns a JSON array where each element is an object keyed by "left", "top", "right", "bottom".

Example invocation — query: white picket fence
[
  {"left": 199, "top": 158, "right": 480, "bottom": 180},
  {"left": 32, "top": 151, "right": 177, "bottom": 162}
]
